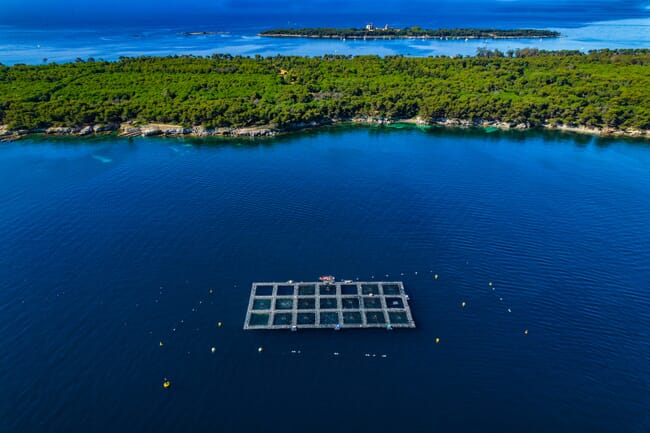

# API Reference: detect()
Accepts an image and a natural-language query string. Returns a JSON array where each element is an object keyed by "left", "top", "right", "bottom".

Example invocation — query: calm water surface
[
  {"left": 1, "top": 18, "right": 649, "bottom": 65},
  {"left": 1, "top": 127, "right": 649, "bottom": 433},
  {"left": 1, "top": 0, "right": 649, "bottom": 65}
]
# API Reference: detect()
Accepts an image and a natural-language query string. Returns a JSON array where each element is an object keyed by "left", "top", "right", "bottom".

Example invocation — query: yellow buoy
[
  {"left": 159, "top": 341, "right": 164, "bottom": 347},
  {"left": 461, "top": 301, "right": 466, "bottom": 308},
  {"left": 162, "top": 380, "right": 171, "bottom": 389},
  {"left": 434, "top": 274, "right": 439, "bottom": 280},
  {"left": 524, "top": 329, "right": 529, "bottom": 335},
  {"left": 435, "top": 337, "right": 441, "bottom": 344}
]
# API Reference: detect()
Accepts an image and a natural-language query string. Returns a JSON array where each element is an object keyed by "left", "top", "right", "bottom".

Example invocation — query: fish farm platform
[{"left": 243, "top": 281, "right": 415, "bottom": 330}]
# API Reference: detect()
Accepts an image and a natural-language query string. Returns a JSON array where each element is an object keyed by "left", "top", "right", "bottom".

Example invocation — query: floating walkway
[{"left": 243, "top": 281, "right": 415, "bottom": 330}]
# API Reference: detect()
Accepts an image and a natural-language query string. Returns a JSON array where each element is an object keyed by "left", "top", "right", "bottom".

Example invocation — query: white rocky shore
[{"left": 1, "top": 118, "right": 648, "bottom": 142}]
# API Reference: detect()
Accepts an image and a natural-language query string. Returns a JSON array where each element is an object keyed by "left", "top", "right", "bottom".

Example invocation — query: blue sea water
[
  {"left": 1, "top": 127, "right": 649, "bottom": 433},
  {"left": 0, "top": 0, "right": 649, "bottom": 64},
  {"left": 2, "top": 1, "right": 650, "bottom": 431}
]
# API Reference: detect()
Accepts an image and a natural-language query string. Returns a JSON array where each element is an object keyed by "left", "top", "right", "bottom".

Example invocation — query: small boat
[
  {"left": 343, "top": 279, "right": 353, "bottom": 283},
  {"left": 319, "top": 275, "right": 335, "bottom": 282}
]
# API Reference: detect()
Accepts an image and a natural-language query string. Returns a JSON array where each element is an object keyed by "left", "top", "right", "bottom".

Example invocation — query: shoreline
[
  {"left": 258, "top": 34, "right": 559, "bottom": 40},
  {"left": 1, "top": 118, "right": 648, "bottom": 142}
]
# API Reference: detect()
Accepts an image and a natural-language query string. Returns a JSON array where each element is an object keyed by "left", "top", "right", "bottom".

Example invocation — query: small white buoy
[
  {"left": 434, "top": 274, "right": 439, "bottom": 280},
  {"left": 211, "top": 347, "right": 216, "bottom": 353},
  {"left": 435, "top": 337, "right": 441, "bottom": 344},
  {"left": 461, "top": 301, "right": 466, "bottom": 308},
  {"left": 524, "top": 329, "right": 529, "bottom": 335},
  {"left": 258, "top": 346, "right": 263, "bottom": 353},
  {"left": 507, "top": 308, "right": 511, "bottom": 313},
  {"left": 489, "top": 282, "right": 493, "bottom": 287}
]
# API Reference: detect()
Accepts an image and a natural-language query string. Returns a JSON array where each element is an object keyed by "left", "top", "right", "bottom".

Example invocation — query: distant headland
[{"left": 259, "top": 25, "right": 560, "bottom": 40}]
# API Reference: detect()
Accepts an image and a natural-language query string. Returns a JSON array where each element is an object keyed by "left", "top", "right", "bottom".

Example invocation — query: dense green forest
[
  {"left": 260, "top": 27, "right": 560, "bottom": 39},
  {"left": 0, "top": 49, "right": 649, "bottom": 133}
]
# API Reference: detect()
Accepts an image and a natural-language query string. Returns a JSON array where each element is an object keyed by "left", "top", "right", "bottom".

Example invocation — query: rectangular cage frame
[{"left": 244, "top": 281, "right": 415, "bottom": 330}]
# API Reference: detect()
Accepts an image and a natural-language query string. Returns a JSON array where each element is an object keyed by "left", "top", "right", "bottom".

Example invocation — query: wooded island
[
  {"left": 1, "top": 49, "right": 648, "bottom": 139},
  {"left": 259, "top": 26, "right": 560, "bottom": 39}
]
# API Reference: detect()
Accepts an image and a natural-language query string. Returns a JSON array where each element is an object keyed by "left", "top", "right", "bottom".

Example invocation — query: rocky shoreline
[{"left": 1, "top": 118, "right": 648, "bottom": 142}]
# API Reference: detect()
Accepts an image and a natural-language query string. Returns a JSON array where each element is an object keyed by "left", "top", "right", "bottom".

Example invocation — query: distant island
[
  {"left": 1, "top": 49, "right": 648, "bottom": 141},
  {"left": 259, "top": 25, "right": 560, "bottom": 40},
  {"left": 182, "top": 31, "right": 227, "bottom": 36}
]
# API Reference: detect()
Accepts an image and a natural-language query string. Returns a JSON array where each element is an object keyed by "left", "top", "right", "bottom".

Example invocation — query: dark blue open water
[{"left": 1, "top": 126, "right": 649, "bottom": 432}]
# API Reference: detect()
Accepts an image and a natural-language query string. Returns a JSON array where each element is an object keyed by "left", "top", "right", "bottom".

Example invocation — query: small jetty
[{"left": 243, "top": 279, "right": 416, "bottom": 330}]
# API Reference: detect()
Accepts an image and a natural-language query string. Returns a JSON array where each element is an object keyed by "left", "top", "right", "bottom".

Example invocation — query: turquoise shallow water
[
  {"left": 1, "top": 126, "right": 649, "bottom": 433},
  {"left": 1, "top": 18, "right": 649, "bottom": 65}
]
